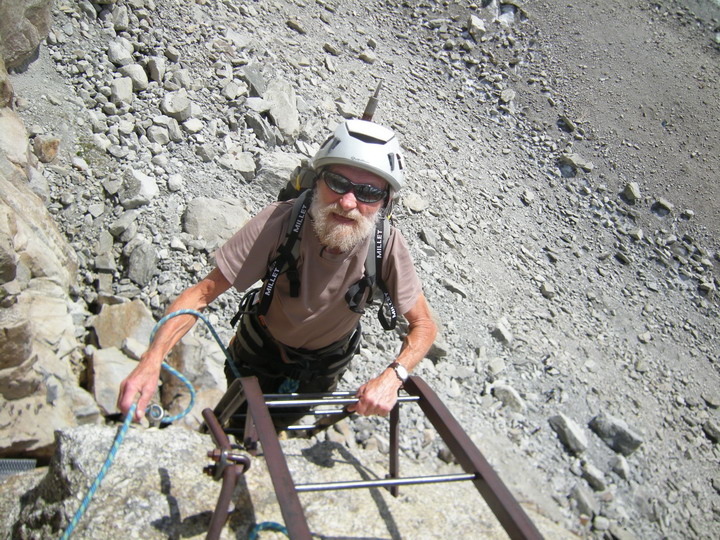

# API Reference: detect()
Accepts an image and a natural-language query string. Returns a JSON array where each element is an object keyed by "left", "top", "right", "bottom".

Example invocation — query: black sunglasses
[{"left": 321, "top": 171, "right": 388, "bottom": 204}]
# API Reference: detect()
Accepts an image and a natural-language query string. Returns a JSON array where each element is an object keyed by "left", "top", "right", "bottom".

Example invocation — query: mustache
[{"left": 325, "top": 202, "right": 362, "bottom": 222}]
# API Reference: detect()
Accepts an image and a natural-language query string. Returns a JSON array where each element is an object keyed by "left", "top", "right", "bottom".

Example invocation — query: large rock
[
  {"left": 163, "top": 334, "right": 228, "bottom": 430},
  {"left": 89, "top": 299, "right": 156, "bottom": 350},
  {"left": 264, "top": 78, "right": 299, "bottom": 140},
  {"left": 0, "top": 0, "right": 53, "bottom": 70},
  {"left": 254, "top": 151, "right": 304, "bottom": 196},
  {"left": 0, "top": 110, "right": 98, "bottom": 460},
  {"left": 0, "top": 56, "right": 13, "bottom": 108},
  {"left": 0, "top": 283, "right": 100, "bottom": 459},
  {"left": 90, "top": 347, "right": 138, "bottom": 415},
  {"left": 182, "top": 198, "right": 251, "bottom": 248},
  {"left": 12, "top": 425, "right": 237, "bottom": 539},
  {"left": 0, "top": 108, "right": 29, "bottom": 171},
  {"left": 5, "top": 424, "right": 573, "bottom": 539}
]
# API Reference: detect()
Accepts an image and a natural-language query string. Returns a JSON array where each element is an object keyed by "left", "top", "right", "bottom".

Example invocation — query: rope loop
[{"left": 249, "top": 521, "right": 290, "bottom": 539}]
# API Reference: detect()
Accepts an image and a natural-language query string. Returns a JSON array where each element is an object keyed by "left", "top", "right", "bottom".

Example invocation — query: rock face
[
  {"left": 8, "top": 423, "right": 570, "bottom": 540},
  {"left": 0, "top": 0, "right": 53, "bottom": 70},
  {"left": 0, "top": 108, "right": 100, "bottom": 459}
]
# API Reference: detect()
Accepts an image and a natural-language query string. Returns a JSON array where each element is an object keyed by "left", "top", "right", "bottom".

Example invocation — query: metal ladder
[{"left": 202, "top": 375, "right": 544, "bottom": 540}]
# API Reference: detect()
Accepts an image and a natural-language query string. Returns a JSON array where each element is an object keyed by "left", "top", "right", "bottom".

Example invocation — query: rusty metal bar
[
  {"left": 240, "top": 376, "right": 312, "bottom": 540},
  {"left": 202, "top": 408, "right": 248, "bottom": 540},
  {"left": 388, "top": 403, "right": 400, "bottom": 497},
  {"left": 403, "top": 377, "right": 544, "bottom": 540},
  {"left": 212, "top": 378, "right": 247, "bottom": 426},
  {"left": 296, "top": 473, "right": 477, "bottom": 492},
  {"left": 262, "top": 395, "right": 419, "bottom": 407}
]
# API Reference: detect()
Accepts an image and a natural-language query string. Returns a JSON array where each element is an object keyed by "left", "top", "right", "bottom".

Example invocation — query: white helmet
[{"left": 312, "top": 119, "right": 406, "bottom": 193}]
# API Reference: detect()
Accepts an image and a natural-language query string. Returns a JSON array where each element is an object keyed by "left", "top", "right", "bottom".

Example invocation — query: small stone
[
  {"left": 442, "top": 278, "right": 468, "bottom": 299},
  {"left": 468, "top": 14, "right": 486, "bottom": 41},
  {"left": 403, "top": 192, "right": 430, "bottom": 212},
  {"left": 589, "top": 412, "right": 643, "bottom": 456},
  {"left": 540, "top": 282, "right": 556, "bottom": 299},
  {"left": 500, "top": 89, "right": 516, "bottom": 103},
  {"left": 490, "top": 317, "right": 513, "bottom": 345},
  {"left": 323, "top": 43, "right": 341, "bottom": 56},
  {"left": 549, "top": 413, "right": 588, "bottom": 454},
  {"left": 581, "top": 460, "right": 606, "bottom": 491},
  {"left": 165, "top": 45, "right": 181, "bottom": 62},
  {"left": 492, "top": 384, "right": 526, "bottom": 412},
  {"left": 610, "top": 455, "right": 630, "bottom": 480},
  {"left": 520, "top": 188, "right": 535, "bottom": 205},
  {"left": 622, "top": 182, "right": 641, "bottom": 203},
  {"left": 652, "top": 198, "right": 674, "bottom": 216},
  {"left": 359, "top": 50, "right": 377, "bottom": 64},
  {"left": 703, "top": 419, "right": 720, "bottom": 443},
  {"left": 195, "top": 143, "right": 215, "bottom": 162},
  {"left": 593, "top": 515, "right": 611, "bottom": 531},
  {"left": 570, "top": 484, "right": 599, "bottom": 517},
  {"left": 702, "top": 391, "right": 720, "bottom": 409},
  {"left": 559, "top": 152, "right": 594, "bottom": 173},
  {"left": 33, "top": 136, "right": 60, "bottom": 163},
  {"left": 286, "top": 18, "right": 306, "bottom": 34}
]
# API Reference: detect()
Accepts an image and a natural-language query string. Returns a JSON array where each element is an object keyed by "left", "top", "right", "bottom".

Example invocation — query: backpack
[{"left": 231, "top": 164, "right": 398, "bottom": 331}]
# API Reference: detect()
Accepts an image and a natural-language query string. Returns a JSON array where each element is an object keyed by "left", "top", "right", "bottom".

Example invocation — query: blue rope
[
  {"left": 60, "top": 308, "right": 228, "bottom": 539},
  {"left": 277, "top": 378, "right": 299, "bottom": 394},
  {"left": 159, "top": 362, "right": 195, "bottom": 423},
  {"left": 249, "top": 521, "right": 290, "bottom": 539},
  {"left": 60, "top": 403, "right": 137, "bottom": 540},
  {"left": 152, "top": 309, "right": 241, "bottom": 380}
]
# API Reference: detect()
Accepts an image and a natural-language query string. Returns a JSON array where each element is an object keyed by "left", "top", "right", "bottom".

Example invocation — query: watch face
[{"left": 395, "top": 364, "right": 408, "bottom": 381}]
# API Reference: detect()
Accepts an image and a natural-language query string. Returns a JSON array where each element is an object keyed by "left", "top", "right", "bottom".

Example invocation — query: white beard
[{"left": 310, "top": 194, "right": 379, "bottom": 252}]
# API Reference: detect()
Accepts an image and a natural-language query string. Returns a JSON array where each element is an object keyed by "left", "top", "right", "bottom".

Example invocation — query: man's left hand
[{"left": 348, "top": 368, "right": 402, "bottom": 416}]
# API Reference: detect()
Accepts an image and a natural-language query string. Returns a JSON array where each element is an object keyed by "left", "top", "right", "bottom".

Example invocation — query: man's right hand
[{"left": 117, "top": 355, "right": 163, "bottom": 422}]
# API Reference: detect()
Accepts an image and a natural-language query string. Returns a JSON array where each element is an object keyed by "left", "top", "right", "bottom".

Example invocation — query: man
[{"left": 118, "top": 119, "right": 437, "bottom": 426}]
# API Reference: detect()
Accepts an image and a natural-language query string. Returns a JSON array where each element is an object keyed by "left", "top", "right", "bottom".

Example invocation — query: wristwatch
[{"left": 389, "top": 362, "right": 408, "bottom": 385}]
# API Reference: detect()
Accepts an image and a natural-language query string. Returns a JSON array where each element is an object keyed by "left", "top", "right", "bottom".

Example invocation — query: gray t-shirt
[{"left": 215, "top": 200, "right": 422, "bottom": 350}]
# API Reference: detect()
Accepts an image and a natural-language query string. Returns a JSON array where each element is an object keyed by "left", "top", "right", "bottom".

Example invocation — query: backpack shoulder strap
[
  {"left": 345, "top": 214, "right": 397, "bottom": 330},
  {"left": 256, "top": 191, "right": 312, "bottom": 321}
]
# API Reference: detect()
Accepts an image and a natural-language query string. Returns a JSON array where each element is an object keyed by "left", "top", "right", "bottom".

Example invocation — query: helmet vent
[
  {"left": 348, "top": 131, "right": 388, "bottom": 145},
  {"left": 328, "top": 138, "right": 342, "bottom": 152},
  {"left": 319, "top": 135, "right": 334, "bottom": 150},
  {"left": 387, "top": 153, "right": 395, "bottom": 171}
]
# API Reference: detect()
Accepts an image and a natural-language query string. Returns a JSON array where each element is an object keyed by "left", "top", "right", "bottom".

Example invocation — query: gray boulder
[
  {"left": 0, "top": 0, "right": 53, "bottom": 70},
  {"left": 549, "top": 413, "right": 588, "bottom": 455},
  {"left": 1, "top": 134, "right": 99, "bottom": 459},
  {"left": 182, "top": 197, "right": 251, "bottom": 248},
  {"left": 589, "top": 412, "right": 643, "bottom": 456}
]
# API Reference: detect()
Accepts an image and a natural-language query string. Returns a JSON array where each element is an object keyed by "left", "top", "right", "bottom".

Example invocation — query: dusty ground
[{"left": 5, "top": 0, "right": 720, "bottom": 538}]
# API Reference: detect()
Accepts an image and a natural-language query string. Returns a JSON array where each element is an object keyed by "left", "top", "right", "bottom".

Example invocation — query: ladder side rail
[
  {"left": 241, "top": 376, "right": 313, "bottom": 540},
  {"left": 404, "top": 376, "right": 544, "bottom": 540},
  {"left": 202, "top": 408, "right": 247, "bottom": 540},
  {"left": 388, "top": 403, "right": 400, "bottom": 497}
]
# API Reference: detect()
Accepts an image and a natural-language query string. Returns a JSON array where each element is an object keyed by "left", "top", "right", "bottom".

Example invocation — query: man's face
[{"left": 310, "top": 165, "right": 388, "bottom": 253}]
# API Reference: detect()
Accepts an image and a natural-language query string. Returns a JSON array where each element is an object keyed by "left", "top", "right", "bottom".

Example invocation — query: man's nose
[{"left": 337, "top": 190, "right": 358, "bottom": 211}]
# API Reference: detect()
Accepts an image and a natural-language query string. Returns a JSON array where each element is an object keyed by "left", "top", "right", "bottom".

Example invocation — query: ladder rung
[{"left": 295, "top": 473, "right": 478, "bottom": 492}]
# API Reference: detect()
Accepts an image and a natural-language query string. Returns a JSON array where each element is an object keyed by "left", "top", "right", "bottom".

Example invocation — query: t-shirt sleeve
[
  {"left": 382, "top": 227, "right": 423, "bottom": 316},
  {"left": 214, "top": 201, "right": 292, "bottom": 291}
]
